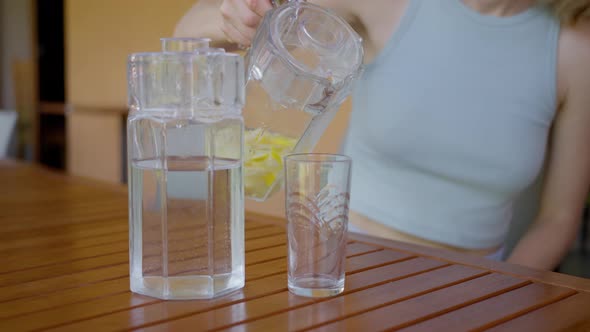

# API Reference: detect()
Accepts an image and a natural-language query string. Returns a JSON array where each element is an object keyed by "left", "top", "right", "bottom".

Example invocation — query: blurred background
[
  {"left": 0, "top": 0, "right": 587, "bottom": 277},
  {"left": 2, "top": 0, "right": 207, "bottom": 178},
  {"left": 0, "top": 0, "right": 352, "bottom": 218}
]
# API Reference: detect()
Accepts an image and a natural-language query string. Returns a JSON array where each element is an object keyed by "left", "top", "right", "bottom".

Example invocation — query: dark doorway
[{"left": 37, "top": 0, "right": 66, "bottom": 170}]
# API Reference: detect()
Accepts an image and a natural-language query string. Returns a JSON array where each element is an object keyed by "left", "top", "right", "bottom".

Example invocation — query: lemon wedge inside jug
[{"left": 244, "top": 129, "right": 297, "bottom": 200}]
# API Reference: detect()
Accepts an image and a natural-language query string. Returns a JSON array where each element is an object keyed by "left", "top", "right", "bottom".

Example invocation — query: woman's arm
[
  {"left": 174, "top": 0, "right": 237, "bottom": 49},
  {"left": 174, "top": 0, "right": 362, "bottom": 48},
  {"left": 508, "top": 23, "right": 590, "bottom": 270},
  {"left": 174, "top": 1, "right": 221, "bottom": 38}
]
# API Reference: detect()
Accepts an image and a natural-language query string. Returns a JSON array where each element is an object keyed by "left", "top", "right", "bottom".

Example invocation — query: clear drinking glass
[{"left": 284, "top": 153, "right": 352, "bottom": 297}]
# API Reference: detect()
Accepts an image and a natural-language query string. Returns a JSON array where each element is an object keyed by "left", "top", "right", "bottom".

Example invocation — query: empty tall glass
[{"left": 284, "top": 154, "right": 352, "bottom": 297}]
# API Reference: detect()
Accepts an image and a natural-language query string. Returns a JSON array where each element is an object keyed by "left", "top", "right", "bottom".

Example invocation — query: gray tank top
[{"left": 342, "top": 0, "right": 560, "bottom": 249}]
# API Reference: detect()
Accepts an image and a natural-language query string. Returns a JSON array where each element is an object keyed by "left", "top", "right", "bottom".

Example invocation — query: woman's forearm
[
  {"left": 174, "top": 1, "right": 228, "bottom": 45},
  {"left": 507, "top": 217, "right": 580, "bottom": 270}
]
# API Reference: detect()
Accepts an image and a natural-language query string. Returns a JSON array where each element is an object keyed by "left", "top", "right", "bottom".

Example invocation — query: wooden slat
[
  {"left": 151, "top": 258, "right": 457, "bottom": 332},
  {"left": 0, "top": 217, "right": 126, "bottom": 239},
  {"left": 0, "top": 212, "right": 128, "bottom": 233},
  {"left": 0, "top": 199, "right": 125, "bottom": 213},
  {"left": 0, "top": 278, "right": 130, "bottom": 319},
  {"left": 345, "top": 249, "right": 413, "bottom": 272},
  {"left": 0, "top": 264, "right": 129, "bottom": 303},
  {"left": 0, "top": 203, "right": 126, "bottom": 220},
  {"left": 345, "top": 242, "right": 382, "bottom": 257},
  {"left": 245, "top": 234, "right": 287, "bottom": 251},
  {"left": 397, "top": 283, "right": 577, "bottom": 332},
  {"left": 0, "top": 230, "right": 129, "bottom": 257},
  {"left": 485, "top": 292, "right": 590, "bottom": 332},
  {"left": 0, "top": 251, "right": 129, "bottom": 286},
  {"left": 306, "top": 273, "right": 530, "bottom": 331},
  {"left": 2, "top": 240, "right": 128, "bottom": 273},
  {"left": 243, "top": 226, "right": 285, "bottom": 239},
  {"left": 0, "top": 293, "right": 157, "bottom": 332},
  {"left": 0, "top": 163, "right": 127, "bottom": 198},
  {"left": 0, "top": 221, "right": 128, "bottom": 252},
  {"left": 246, "top": 245, "right": 287, "bottom": 265}
]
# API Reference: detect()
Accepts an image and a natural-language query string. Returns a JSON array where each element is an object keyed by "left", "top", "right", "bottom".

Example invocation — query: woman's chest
[{"left": 350, "top": 53, "right": 556, "bottom": 194}]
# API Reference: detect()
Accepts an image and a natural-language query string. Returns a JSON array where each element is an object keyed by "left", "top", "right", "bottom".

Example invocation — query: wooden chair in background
[{"left": 12, "top": 59, "right": 38, "bottom": 161}]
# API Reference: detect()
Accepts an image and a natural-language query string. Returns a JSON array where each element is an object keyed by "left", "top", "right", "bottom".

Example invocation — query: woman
[{"left": 175, "top": 0, "right": 590, "bottom": 270}]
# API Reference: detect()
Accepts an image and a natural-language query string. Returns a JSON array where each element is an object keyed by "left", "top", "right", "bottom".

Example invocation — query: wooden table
[{"left": 1, "top": 161, "right": 590, "bottom": 332}]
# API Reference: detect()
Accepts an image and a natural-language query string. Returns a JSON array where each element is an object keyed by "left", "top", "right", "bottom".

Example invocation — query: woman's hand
[{"left": 220, "top": 0, "right": 273, "bottom": 46}]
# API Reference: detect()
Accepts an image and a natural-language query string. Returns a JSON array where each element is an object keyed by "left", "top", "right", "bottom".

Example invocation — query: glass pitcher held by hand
[
  {"left": 243, "top": 1, "right": 364, "bottom": 201},
  {"left": 127, "top": 39, "right": 246, "bottom": 300}
]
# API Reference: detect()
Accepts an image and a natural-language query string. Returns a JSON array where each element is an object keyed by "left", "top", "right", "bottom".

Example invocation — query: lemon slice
[
  {"left": 270, "top": 136, "right": 296, "bottom": 147},
  {"left": 263, "top": 172, "right": 276, "bottom": 186},
  {"left": 270, "top": 150, "right": 282, "bottom": 164},
  {"left": 244, "top": 128, "right": 297, "bottom": 200},
  {"left": 249, "top": 152, "right": 270, "bottom": 162}
]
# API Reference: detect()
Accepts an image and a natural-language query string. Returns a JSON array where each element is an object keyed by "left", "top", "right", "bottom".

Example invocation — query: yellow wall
[
  {"left": 65, "top": 0, "right": 351, "bottom": 219},
  {"left": 65, "top": 0, "right": 195, "bottom": 182},
  {"left": 66, "top": 0, "right": 196, "bottom": 108}
]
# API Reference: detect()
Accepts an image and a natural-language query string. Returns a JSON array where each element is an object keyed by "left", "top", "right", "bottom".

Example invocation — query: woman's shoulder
[
  {"left": 561, "top": 20, "right": 590, "bottom": 53},
  {"left": 282, "top": 1, "right": 408, "bottom": 64},
  {"left": 557, "top": 20, "right": 590, "bottom": 105}
]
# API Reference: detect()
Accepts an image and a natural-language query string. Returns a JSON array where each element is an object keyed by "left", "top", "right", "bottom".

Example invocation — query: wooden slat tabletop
[{"left": 1, "top": 160, "right": 590, "bottom": 332}]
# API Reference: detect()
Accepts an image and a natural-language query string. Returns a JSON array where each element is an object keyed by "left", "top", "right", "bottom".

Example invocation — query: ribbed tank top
[{"left": 342, "top": 0, "right": 560, "bottom": 249}]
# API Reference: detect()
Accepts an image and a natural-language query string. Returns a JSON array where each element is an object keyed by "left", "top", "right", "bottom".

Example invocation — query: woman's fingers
[
  {"left": 247, "top": 0, "right": 273, "bottom": 17},
  {"left": 220, "top": 0, "right": 272, "bottom": 46},
  {"left": 221, "top": 19, "right": 252, "bottom": 46}
]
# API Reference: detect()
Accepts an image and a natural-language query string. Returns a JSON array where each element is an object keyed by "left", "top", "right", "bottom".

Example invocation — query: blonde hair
[{"left": 540, "top": 0, "right": 590, "bottom": 25}]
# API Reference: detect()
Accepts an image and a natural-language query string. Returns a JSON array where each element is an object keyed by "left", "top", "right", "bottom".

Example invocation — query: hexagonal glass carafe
[{"left": 127, "top": 38, "right": 246, "bottom": 299}]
